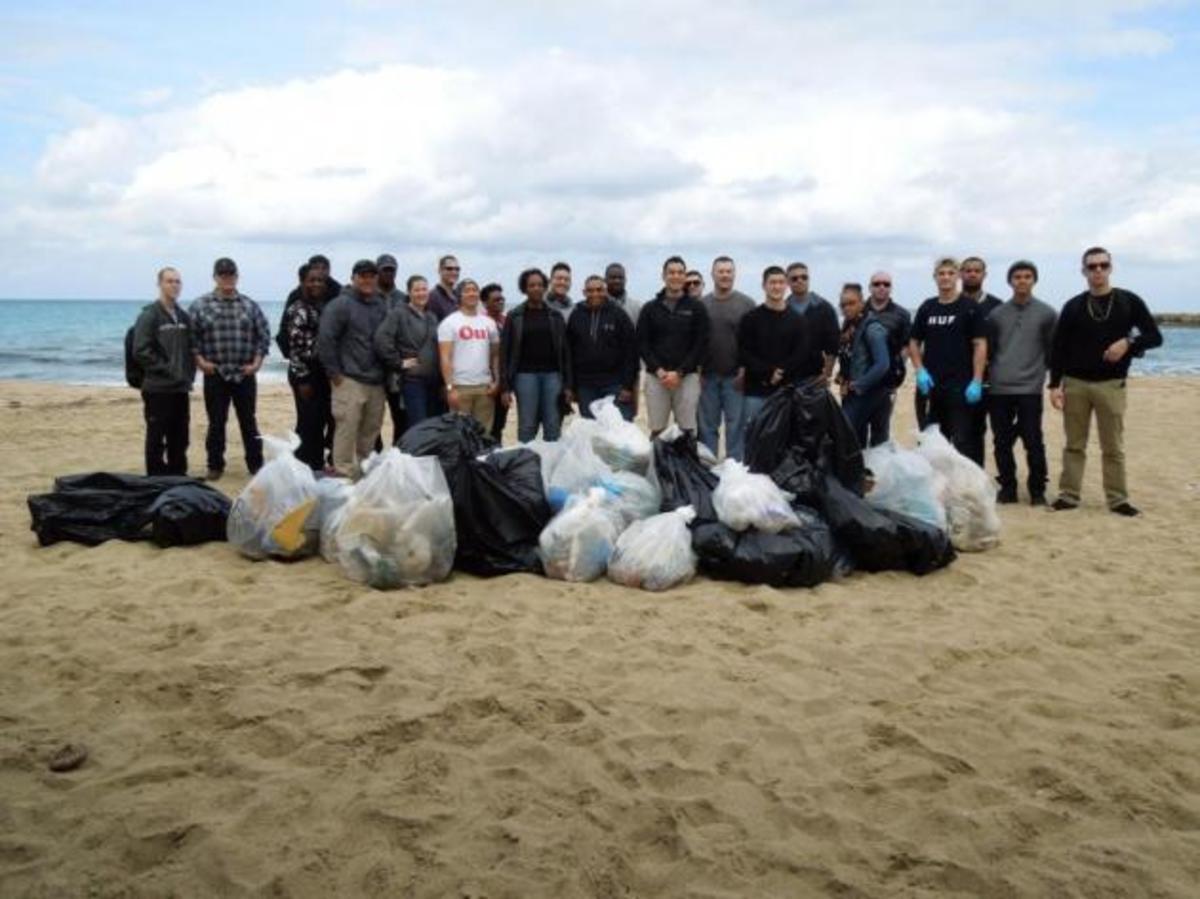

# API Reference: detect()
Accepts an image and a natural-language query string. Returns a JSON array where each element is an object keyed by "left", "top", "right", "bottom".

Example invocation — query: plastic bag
[
  {"left": 744, "top": 383, "right": 864, "bottom": 493},
  {"left": 456, "top": 448, "right": 553, "bottom": 576},
  {"left": 227, "top": 434, "right": 320, "bottom": 560},
  {"left": 712, "top": 459, "right": 801, "bottom": 533},
  {"left": 538, "top": 488, "right": 623, "bottom": 582},
  {"left": 653, "top": 430, "right": 718, "bottom": 522},
  {"left": 398, "top": 413, "right": 497, "bottom": 488},
  {"left": 148, "top": 484, "right": 231, "bottom": 547},
  {"left": 519, "top": 438, "right": 565, "bottom": 494},
  {"left": 863, "top": 443, "right": 948, "bottom": 531},
  {"left": 608, "top": 506, "right": 698, "bottom": 592},
  {"left": 915, "top": 426, "right": 1000, "bottom": 552},
  {"left": 590, "top": 396, "right": 651, "bottom": 473},
  {"left": 548, "top": 417, "right": 612, "bottom": 497},
  {"left": 692, "top": 505, "right": 835, "bottom": 588},
  {"left": 594, "top": 470, "right": 662, "bottom": 526},
  {"left": 314, "top": 477, "right": 354, "bottom": 563},
  {"left": 334, "top": 449, "right": 456, "bottom": 588}
]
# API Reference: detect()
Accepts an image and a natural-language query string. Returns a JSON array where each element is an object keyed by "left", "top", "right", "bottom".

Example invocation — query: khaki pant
[
  {"left": 454, "top": 384, "right": 494, "bottom": 432},
  {"left": 645, "top": 372, "right": 701, "bottom": 433},
  {"left": 1058, "top": 376, "right": 1127, "bottom": 508},
  {"left": 331, "top": 377, "right": 386, "bottom": 477}
]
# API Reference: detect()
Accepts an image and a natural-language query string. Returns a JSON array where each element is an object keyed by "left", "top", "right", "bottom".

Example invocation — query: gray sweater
[
  {"left": 317, "top": 288, "right": 389, "bottom": 385},
  {"left": 986, "top": 297, "right": 1057, "bottom": 394}
]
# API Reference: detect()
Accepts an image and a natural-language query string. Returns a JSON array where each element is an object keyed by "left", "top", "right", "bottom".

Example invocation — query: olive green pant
[{"left": 1058, "top": 376, "right": 1127, "bottom": 508}]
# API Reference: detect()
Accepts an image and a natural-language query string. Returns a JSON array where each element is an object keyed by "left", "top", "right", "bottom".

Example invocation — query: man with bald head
[{"left": 862, "top": 270, "right": 911, "bottom": 445}]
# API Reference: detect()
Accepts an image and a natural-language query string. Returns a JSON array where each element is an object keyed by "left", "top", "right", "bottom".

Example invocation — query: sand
[{"left": 1, "top": 377, "right": 1198, "bottom": 898}]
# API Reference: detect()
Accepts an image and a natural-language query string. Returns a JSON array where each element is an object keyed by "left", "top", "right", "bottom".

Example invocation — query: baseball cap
[
  {"left": 352, "top": 259, "right": 379, "bottom": 276},
  {"left": 376, "top": 253, "right": 398, "bottom": 270},
  {"left": 213, "top": 257, "right": 238, "bottom": 276}
]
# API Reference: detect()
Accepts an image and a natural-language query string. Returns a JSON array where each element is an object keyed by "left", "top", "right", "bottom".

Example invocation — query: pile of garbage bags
[
  {"left": 227, "top": 434, "right": 320, "bottom": 560},
  {"left": 28, "top": 472, "right": 230, "bottom": 547}
]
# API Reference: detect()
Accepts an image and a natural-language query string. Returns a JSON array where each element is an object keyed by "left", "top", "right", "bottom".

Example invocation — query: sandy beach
[{"left": 1, "top": 376, "right": 1198, "bottom": 898}]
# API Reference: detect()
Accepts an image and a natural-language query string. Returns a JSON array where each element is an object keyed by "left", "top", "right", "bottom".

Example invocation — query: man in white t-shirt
[{"left": 437, "top": 279, "right": 501, "bottom": 431}]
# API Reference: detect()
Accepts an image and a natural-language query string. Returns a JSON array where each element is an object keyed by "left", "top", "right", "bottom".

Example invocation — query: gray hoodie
[
  {"left": 987, "top": 297, "right": 1057, "bottom": 394},
  {"left": 317, "top": 287, "right": 389, "bottom": 385}
]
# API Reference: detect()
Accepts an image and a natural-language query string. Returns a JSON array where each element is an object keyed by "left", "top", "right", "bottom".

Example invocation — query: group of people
[{"left": 129, "top": 244, "right": 1161, "bottom": 518}]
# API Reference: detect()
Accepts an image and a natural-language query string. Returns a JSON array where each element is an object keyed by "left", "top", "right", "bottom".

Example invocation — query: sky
[{"left": 1, "top": 0, "right": 1198, "bottom": 310}]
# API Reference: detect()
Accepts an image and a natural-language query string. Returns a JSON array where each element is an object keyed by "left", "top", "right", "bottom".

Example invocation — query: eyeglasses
[
  {"left": 1085, "top": 261, "right": 1111, "bottom": 271},
  {"left": 789, "top": 274, "right": 808, "bottom": 281},
  {"left": 871, "top": 281, "right": 891, "bottom": 287},
  {"left": 442, "top": 265, "right": 461, "bottom": 272},
  {"left": 686, "top": 281, "right": 702, "bottom": 288}
]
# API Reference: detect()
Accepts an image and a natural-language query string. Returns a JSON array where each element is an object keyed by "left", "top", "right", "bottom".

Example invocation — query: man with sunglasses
[
  {"left": 785, "top": 262, "right": 839, "bottom": 382},
  {"left": 864, "top": 271, "right": 911, "bottom": 444},
  {"left": 685, "top": 271, "right": 705, "bottom": 300},
  {"left": 429, "top": 254, "right": 461, "bottom": 322},
  {"left": 1048, "top": 247, "right": 1162, "bottom": 516}
]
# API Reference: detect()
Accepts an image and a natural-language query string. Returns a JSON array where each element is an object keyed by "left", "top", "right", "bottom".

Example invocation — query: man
[
  {"left": 961, "top": 256, "right": 1004, "bottom": 468},
  {"left": 566, "top": 274, "right": 639, "bottom": 421},
  {"left": 908, "top": 257, "right": 988, "bottom": 463},
  {"left": 836, "top": 283, "right": 892, "bottom": 448},
  {"left": 377, "top": 253, "right": 408, "bottom": 444},
  {"left": 317, "top": 259, "right": 389, "bottom": 477},
  {"left": 133, "top": 267, "right": 195, "bottom": 475},
  {"left": 986, "top": 260, "right": 1057, "bottom": 505},
  {"left": 864, "top": 270, "right": 912, "bottom": 443},
  {"left": 738, "top": 266, "right": 810, "bottom": 427},
  {"left": 429, "top": 254, "right": 461, "bottom": 321},
  {"left": 605, "top": 262, "right": 642, "bottom": 324},
  {"left": 635, "top": 256, "right": 710, "bottom": 437},
  {"left": 285, "top": 264, "right": 335, "bottom": 470},
  {"left": 190, "top": 258, "right": 271, "bottom": 479},
  {"left": 438, "top": 280, "right": 501, "bottom": 431},
  {"left": 482, "top": 282, "right": 509, "bottom": 442},
  {"left": 698, "top": 256, "right": 755, "bottom": 460},
  {"left": 1048, "top": 247, "right": 1162, "bottom": 516},
  {"left": 786, "top": 261, "right": 839, "bottom": 381},
  {"left": 685, "top": 271, "right": 705, "bottom": 300},
  {"left": 276, "top": 254, "right": 341, "bottom": 358},
  {"left": 547, "top": 261, "right": 574, "bottom": 317}
]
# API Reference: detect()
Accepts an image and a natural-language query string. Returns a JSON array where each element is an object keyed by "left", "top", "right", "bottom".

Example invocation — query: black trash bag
[
  {"left": 767, "top": 448, "right": 823, "bottom": 507},
  {"left": 148, "top": 484, "right": 231, "bottom": 547},
  {"left": 653, "top": 431, "right": 718, "bottom": 521},
  {"left": 692, "top": 504, "right": 836, "bottom": 588},
  {"left": 398, "top": 414, "right": 497, "bottom": 487},
  {"left": 744, "top": 383, "right": 865, "bottom": 494},
  {"left": 454, "top": 448, "right": 552, "bottom": 576},
  {"left": 28, "top": 473, "right": 209, "bottom": 547},
  {"left": 814, "top": 473, "right": 955, "bottom": 576}
]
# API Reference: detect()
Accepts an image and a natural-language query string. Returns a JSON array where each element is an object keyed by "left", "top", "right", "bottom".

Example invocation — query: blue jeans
[
  {"left": 577, "top": 383, "right": 635, "bottom": 422},
  {"left": 513, "top": 371, "right": 563, "bottom": 442},
  {"left": 699, "top": 375, "right": 747, "bottom": 460},
  {"left": 742, "top": 394, "right": 767, "bottom": 432},
  {"left": 842, "top": 388, "right": 893, "bottom": 448},
  {"left": 402, "top": 377, "right": 439, "bottom": 432}
]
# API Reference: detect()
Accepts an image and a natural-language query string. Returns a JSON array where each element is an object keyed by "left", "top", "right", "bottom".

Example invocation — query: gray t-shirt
[
  {"left": 701, "top": 290, "right": 756, "bottom": 376},
  {"left": 987, "top": 297, "right": 1057, "bottom": 394}
]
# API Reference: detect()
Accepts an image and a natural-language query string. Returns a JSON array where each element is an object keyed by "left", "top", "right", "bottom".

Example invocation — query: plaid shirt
[{"left": 189, "top": 291, "right": 271, "bottom": 381}]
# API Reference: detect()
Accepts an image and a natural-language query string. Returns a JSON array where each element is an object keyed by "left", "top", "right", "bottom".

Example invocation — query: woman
[
  {"left": 373, "top": 275, "right": 441, "bottom": 432},
  {"left": 501, "top": 268, "right": 570, "bottom": 442},
  {"left": 836, "top": 282, "right": 891, "bottom": 447},
  {"left": 286, "top": 263, "right": 334, "bottom": 470}
]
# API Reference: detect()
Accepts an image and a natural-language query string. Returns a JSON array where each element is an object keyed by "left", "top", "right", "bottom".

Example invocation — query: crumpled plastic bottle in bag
[
  {"left": 863, "top": 442, "right": 948, "bottom": 531},
  {"left": 607, "top": 505, "right": 698, "bottom": 592},
  {"left": 915, "top": 426, "right": 1000, "bottom": 552},
  {"left": 334, "top": 449, "right": 457, "bottom": 588},
  {"left": 589, "top": 396, "right": 652, "bottom": 473},
  {"left": 538, "top": 487, "right": 624, "bottom": 582},
  {"left": 712, "top": 459, "right": 801, "bottom": 533},
  {"left": 227, "top": 433, "right": 320, "bottom": 559}
]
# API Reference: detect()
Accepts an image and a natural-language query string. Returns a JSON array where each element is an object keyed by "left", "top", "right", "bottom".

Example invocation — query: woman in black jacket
[
  {"left": 373, "top": 275, "right": 441, "bottom": 434},
  {"left": 501, "top": 268, "right": 571, "bottom": 442}
]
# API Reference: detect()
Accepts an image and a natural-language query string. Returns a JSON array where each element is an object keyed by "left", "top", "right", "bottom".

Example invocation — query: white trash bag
[
  {"left": 712, "top": 459, "right": 801, "bottom": 533},
  {"left": 227, "top": 433, "right": 320, "bottom": 559},
  {"left": 334, "top": 449, "right": 456, "bottom": 588},
  {"left": 594, "top": 470, "right": 662, "bottom": 526},
  {"left": 518, "top": 438, "right": 565, "bottom": 493},
  {"left": 590, "top": 395, "right": 652, "bottom": 473},
  {"left": 915, "top": 426, "right": 1000, "bottom": 552},
  {"left": 538, "top": 488, "right": 624, "bottom": 582},
  {"left": 607, "top": 505, "right": 698, "bottom": 592},
  {"left": 315, "top": 477, "right": 354, "bottom": 563},
  {"left": 548, "top": 416, "right": 613, "bottom": 496},
  {"left": 863, "top": 443, "right": 948, "bottom": 531}
]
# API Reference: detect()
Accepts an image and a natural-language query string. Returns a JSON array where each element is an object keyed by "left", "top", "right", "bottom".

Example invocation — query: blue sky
[{"left": 2, "top": 0, "right": 1199, "bottom": 309}]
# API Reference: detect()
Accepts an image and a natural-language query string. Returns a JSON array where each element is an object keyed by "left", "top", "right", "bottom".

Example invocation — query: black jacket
[
  {"left": 636, "top": 292, "right": 710, "bottom": 375},
  {"left": 133, "top": 301, "right": 195, "bottom": 393},
  {"left": 500, "top": 301, "right": 571, "bottom": 392},
  {"left": 565, "top": 300, "right": 639, "bottom": 391}
]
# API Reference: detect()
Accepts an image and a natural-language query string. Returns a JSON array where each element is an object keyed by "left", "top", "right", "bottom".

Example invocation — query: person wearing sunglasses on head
[
  {"left": 863, "top": 271, "right": 912, "bottom": 444},
  {"left": 785, "top": 261, "right": 839, "bottom": 383},
  {"left": 1047, "top": 247, "right": 1162, "bottom": 517}
]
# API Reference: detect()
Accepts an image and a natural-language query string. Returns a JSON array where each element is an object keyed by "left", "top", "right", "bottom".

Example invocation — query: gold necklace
[{"left": 1086, "top": 292, "right": 1113, "bottom": 322}]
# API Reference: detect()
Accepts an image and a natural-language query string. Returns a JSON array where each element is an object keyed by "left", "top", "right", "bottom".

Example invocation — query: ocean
[{"left": 0, "top": 298, "right": 1197, "bottom": 386}]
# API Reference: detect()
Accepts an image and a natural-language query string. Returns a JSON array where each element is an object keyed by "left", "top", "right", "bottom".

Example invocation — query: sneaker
[
  {"left": 1051, "top": 498, "right": 1078, "bottom": 511},
  {"left": 1110, "top": 502, "right": 1141, "bottom": 517},
  {"left": 997, "top": 488, "right": 1018, "bottom": 504},
  {"left": 1029, "top": 494, "right": 1047, "bottom": 507},
  {"left": 204, "top": 468, "right": 224, "bottom": 481}
]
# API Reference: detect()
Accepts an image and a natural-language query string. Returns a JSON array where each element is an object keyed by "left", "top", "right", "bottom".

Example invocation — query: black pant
[
  {"left": 290, "top": 373, "right": 333, "bottom": 471},
  {"left": 386, "top": 389, "right": 407, "bottom": 447},
  {"left": 916, "top": 384, "right": 980, "bottom": 464},
  {"left": 142, "top": 391, "right": 190, "bottom": 476},
  {"left": 490, "top": 395, "right": 508, "bottom": 444},
  {"left": 988, "top": 394, "right": 1047, "bottom": 497},
  {"left": 203, "top": 374, "right": 262, "bottom": 473},
  {"left": 972, "top": 398, "right": 990, "bottom": 472}
]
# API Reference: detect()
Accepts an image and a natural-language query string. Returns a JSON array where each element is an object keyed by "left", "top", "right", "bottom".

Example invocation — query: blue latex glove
[
  {"left": 964, "top": 379, "right": 983, "bottom": 405},
  {"left": 915, "top": 368, "right": 934, "bottom": 396}
]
